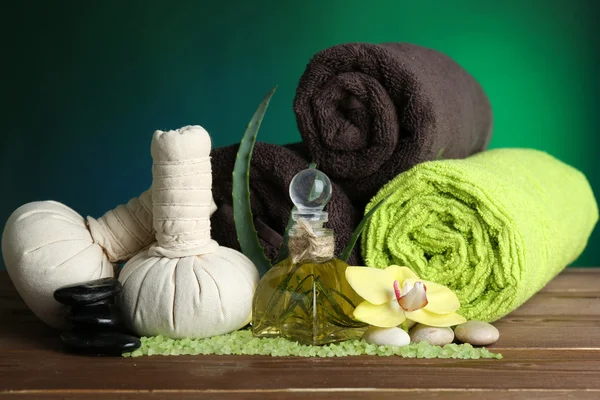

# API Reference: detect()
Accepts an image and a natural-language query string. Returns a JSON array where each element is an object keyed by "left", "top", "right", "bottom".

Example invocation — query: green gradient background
[{"left": 1, "top": 0, "right": 598, "bottom": 268}]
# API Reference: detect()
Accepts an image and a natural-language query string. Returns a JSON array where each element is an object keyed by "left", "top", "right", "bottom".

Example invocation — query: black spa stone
[
  {"left": 66, "top": 303, "right": 123, "bottom": 329},
  {"left": 60, "top": 330, "right": 141, "bottom": 355},
  {"left": 53, "top": 278, "right": 122, "bottom": 306},
  {"left": 70, "top": 298, "right": 113, "bottom": 312}
]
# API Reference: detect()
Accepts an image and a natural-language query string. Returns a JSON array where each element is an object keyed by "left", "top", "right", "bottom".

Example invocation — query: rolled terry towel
[
  {"left": 361, "top": 148, "right": 598, "bottom": 322},
  {"left": 293, "top": 42, "right": 494, "bottom": 207},
  {"left": 210, "top": 142, "right": 362, "bottom": 265}
]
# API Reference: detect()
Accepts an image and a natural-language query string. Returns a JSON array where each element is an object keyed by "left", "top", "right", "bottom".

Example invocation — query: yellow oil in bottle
[{"left": 252, "top": 257, "right": 367, "bottom": 345}]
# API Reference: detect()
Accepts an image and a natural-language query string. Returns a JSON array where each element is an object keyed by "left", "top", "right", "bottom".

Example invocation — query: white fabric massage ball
[
  {"left": 1, "top": 192, "right": 154, "bottom": 329},
  {"left": 118, "top": 125, "right": 260, "bottom": 339},
  {"left": 118, "top": 245, "right": 259, "bottom": 338}
]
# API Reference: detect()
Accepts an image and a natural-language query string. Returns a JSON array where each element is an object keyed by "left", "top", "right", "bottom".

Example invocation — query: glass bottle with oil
[{"left": 252, "top": 167, "right": 367, "bottom": 345}]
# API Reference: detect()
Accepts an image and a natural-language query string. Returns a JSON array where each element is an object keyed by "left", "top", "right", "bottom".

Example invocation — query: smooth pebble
[
  {"left": 454, "top": 321, "right": 499, "bottom": 346},
  {"left": 54, "top": 278, "right": 122, "bottom": 306},
  {"left": 60, "top": 330, "right": 141, "bottom": 355},
  {"left": 410, "top": 324, "right": 454, "bottom": 346},
  {"left": 362, "top": 326, "right": 410, "bottom": 347},
  {"left": 66, "top": 303, "right": 123, "bottom": 329},
  {"left": 70, "top": 298, "right": 112, "bottom": 313}
]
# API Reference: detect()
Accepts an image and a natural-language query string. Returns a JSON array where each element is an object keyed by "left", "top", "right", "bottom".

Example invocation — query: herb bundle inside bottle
[{"left": 251, "top": 167, "right": 367, "bottom": 345}]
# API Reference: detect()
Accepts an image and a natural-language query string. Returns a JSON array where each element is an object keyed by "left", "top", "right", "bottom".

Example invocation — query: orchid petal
[
  {"left": 397, "top": 281, "right": 428, "bottom": 312},
  {"left": 405, "top": 279, "right": 461, "bottom": 314},
  {"left": 385, "top": 265, "right": 419, "bottom": 284},
  {"left": 405, "top": 309, "right": 467, "bottom": 327},
  {"left": 399, "top": 280, "right": 415, "bottom": 296},
  {"left": 345, "top": 267, "right": 394, "bottom": 305},
  {"left": 353, "top": 300, "right": 406, "bottom": 328}
]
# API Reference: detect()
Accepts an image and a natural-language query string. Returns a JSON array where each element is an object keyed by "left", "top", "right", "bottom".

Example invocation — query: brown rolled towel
[
  {"left": 293, "top": 42, "right": 494, "bottom": 207},
  {"left": 209, "top": 142, "right": 362, "bottom": 265}
]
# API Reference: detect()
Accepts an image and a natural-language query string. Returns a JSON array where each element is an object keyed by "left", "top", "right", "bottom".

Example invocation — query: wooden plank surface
[
  {"left": 2, "top": 390, "right": 600, "bottom": 400},
  {"left": 1, "top": 269, "right": 599, "bottom": 399}
]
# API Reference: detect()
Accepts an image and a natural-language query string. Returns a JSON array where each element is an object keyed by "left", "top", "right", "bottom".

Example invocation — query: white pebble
[
  {"left": 362, "top": 326, "right": 410, "bottom": 347},
  {"left": 410, "top": 324, "right": 454, "bottom": 346},
  {"left": 454, "top": 321, "right": 499, "bottom": 346}
]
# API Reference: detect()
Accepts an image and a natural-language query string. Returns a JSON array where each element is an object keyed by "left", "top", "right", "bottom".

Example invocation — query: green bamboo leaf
[
  {"left": 314, "top": 278, "right": 366, "bottom": 328},
  {"left": 338, "top": 193, "right": 392, "bottom": 262},
  {"left": 275, "top": 161, "right": 318, "bottom": 264},
  {"left": 254, "top": 263, "right": 303, "bottom": 329},
  {"left": 436, "top": 147, "right": 446, "bottom": 160},
  {"left": 233, "top": 86, "right": 277, "bottom": 277}
]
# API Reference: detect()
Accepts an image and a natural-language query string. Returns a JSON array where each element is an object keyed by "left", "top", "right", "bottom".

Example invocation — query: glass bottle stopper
[{"left": 289, "top": 166, "right": 332, "bottom": 223}]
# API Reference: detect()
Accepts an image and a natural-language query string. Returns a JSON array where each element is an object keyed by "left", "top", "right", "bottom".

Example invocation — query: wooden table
[{"left": 1, "top": 269, "right": 599, "bottom": 399}]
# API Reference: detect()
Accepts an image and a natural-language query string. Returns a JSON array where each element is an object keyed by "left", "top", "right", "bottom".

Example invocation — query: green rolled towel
[{"left": 361, "top": 148, "right": 598, "bottom": 322}]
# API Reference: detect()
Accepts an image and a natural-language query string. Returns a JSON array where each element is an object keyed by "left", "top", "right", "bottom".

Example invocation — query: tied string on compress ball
[
  {"left": 86, "top": 190, "right": 155, "bottom": 263},
  {"left": 150, "top": 136, "right": 218, "bottom": 258},
  {"left": 288, "top": 218, "right": 335, "bottom": 265}
]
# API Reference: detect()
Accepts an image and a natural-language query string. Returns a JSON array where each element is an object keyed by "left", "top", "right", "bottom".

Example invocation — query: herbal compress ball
[
  {"left": 2, "top": 192, "right": 154, "bottom": 329},
  {"left": 118, "top": 126, "right": 259, "bottom": 339}
]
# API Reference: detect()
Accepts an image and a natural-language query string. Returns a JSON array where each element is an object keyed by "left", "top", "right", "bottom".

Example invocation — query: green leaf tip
[
  {"left": 338, "top": 193, "right": 392, "bottom": 262},
  {"left": 232, "top": 86, "right": 278, "bottom": 277},
  {"left": 436, "top": 147, "right": 446, "bottom": 160}
]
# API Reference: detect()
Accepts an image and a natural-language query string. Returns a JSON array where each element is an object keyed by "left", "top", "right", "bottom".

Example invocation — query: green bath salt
[{"left": 122, "top": 329, "right": 502, "bottom": 359}]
